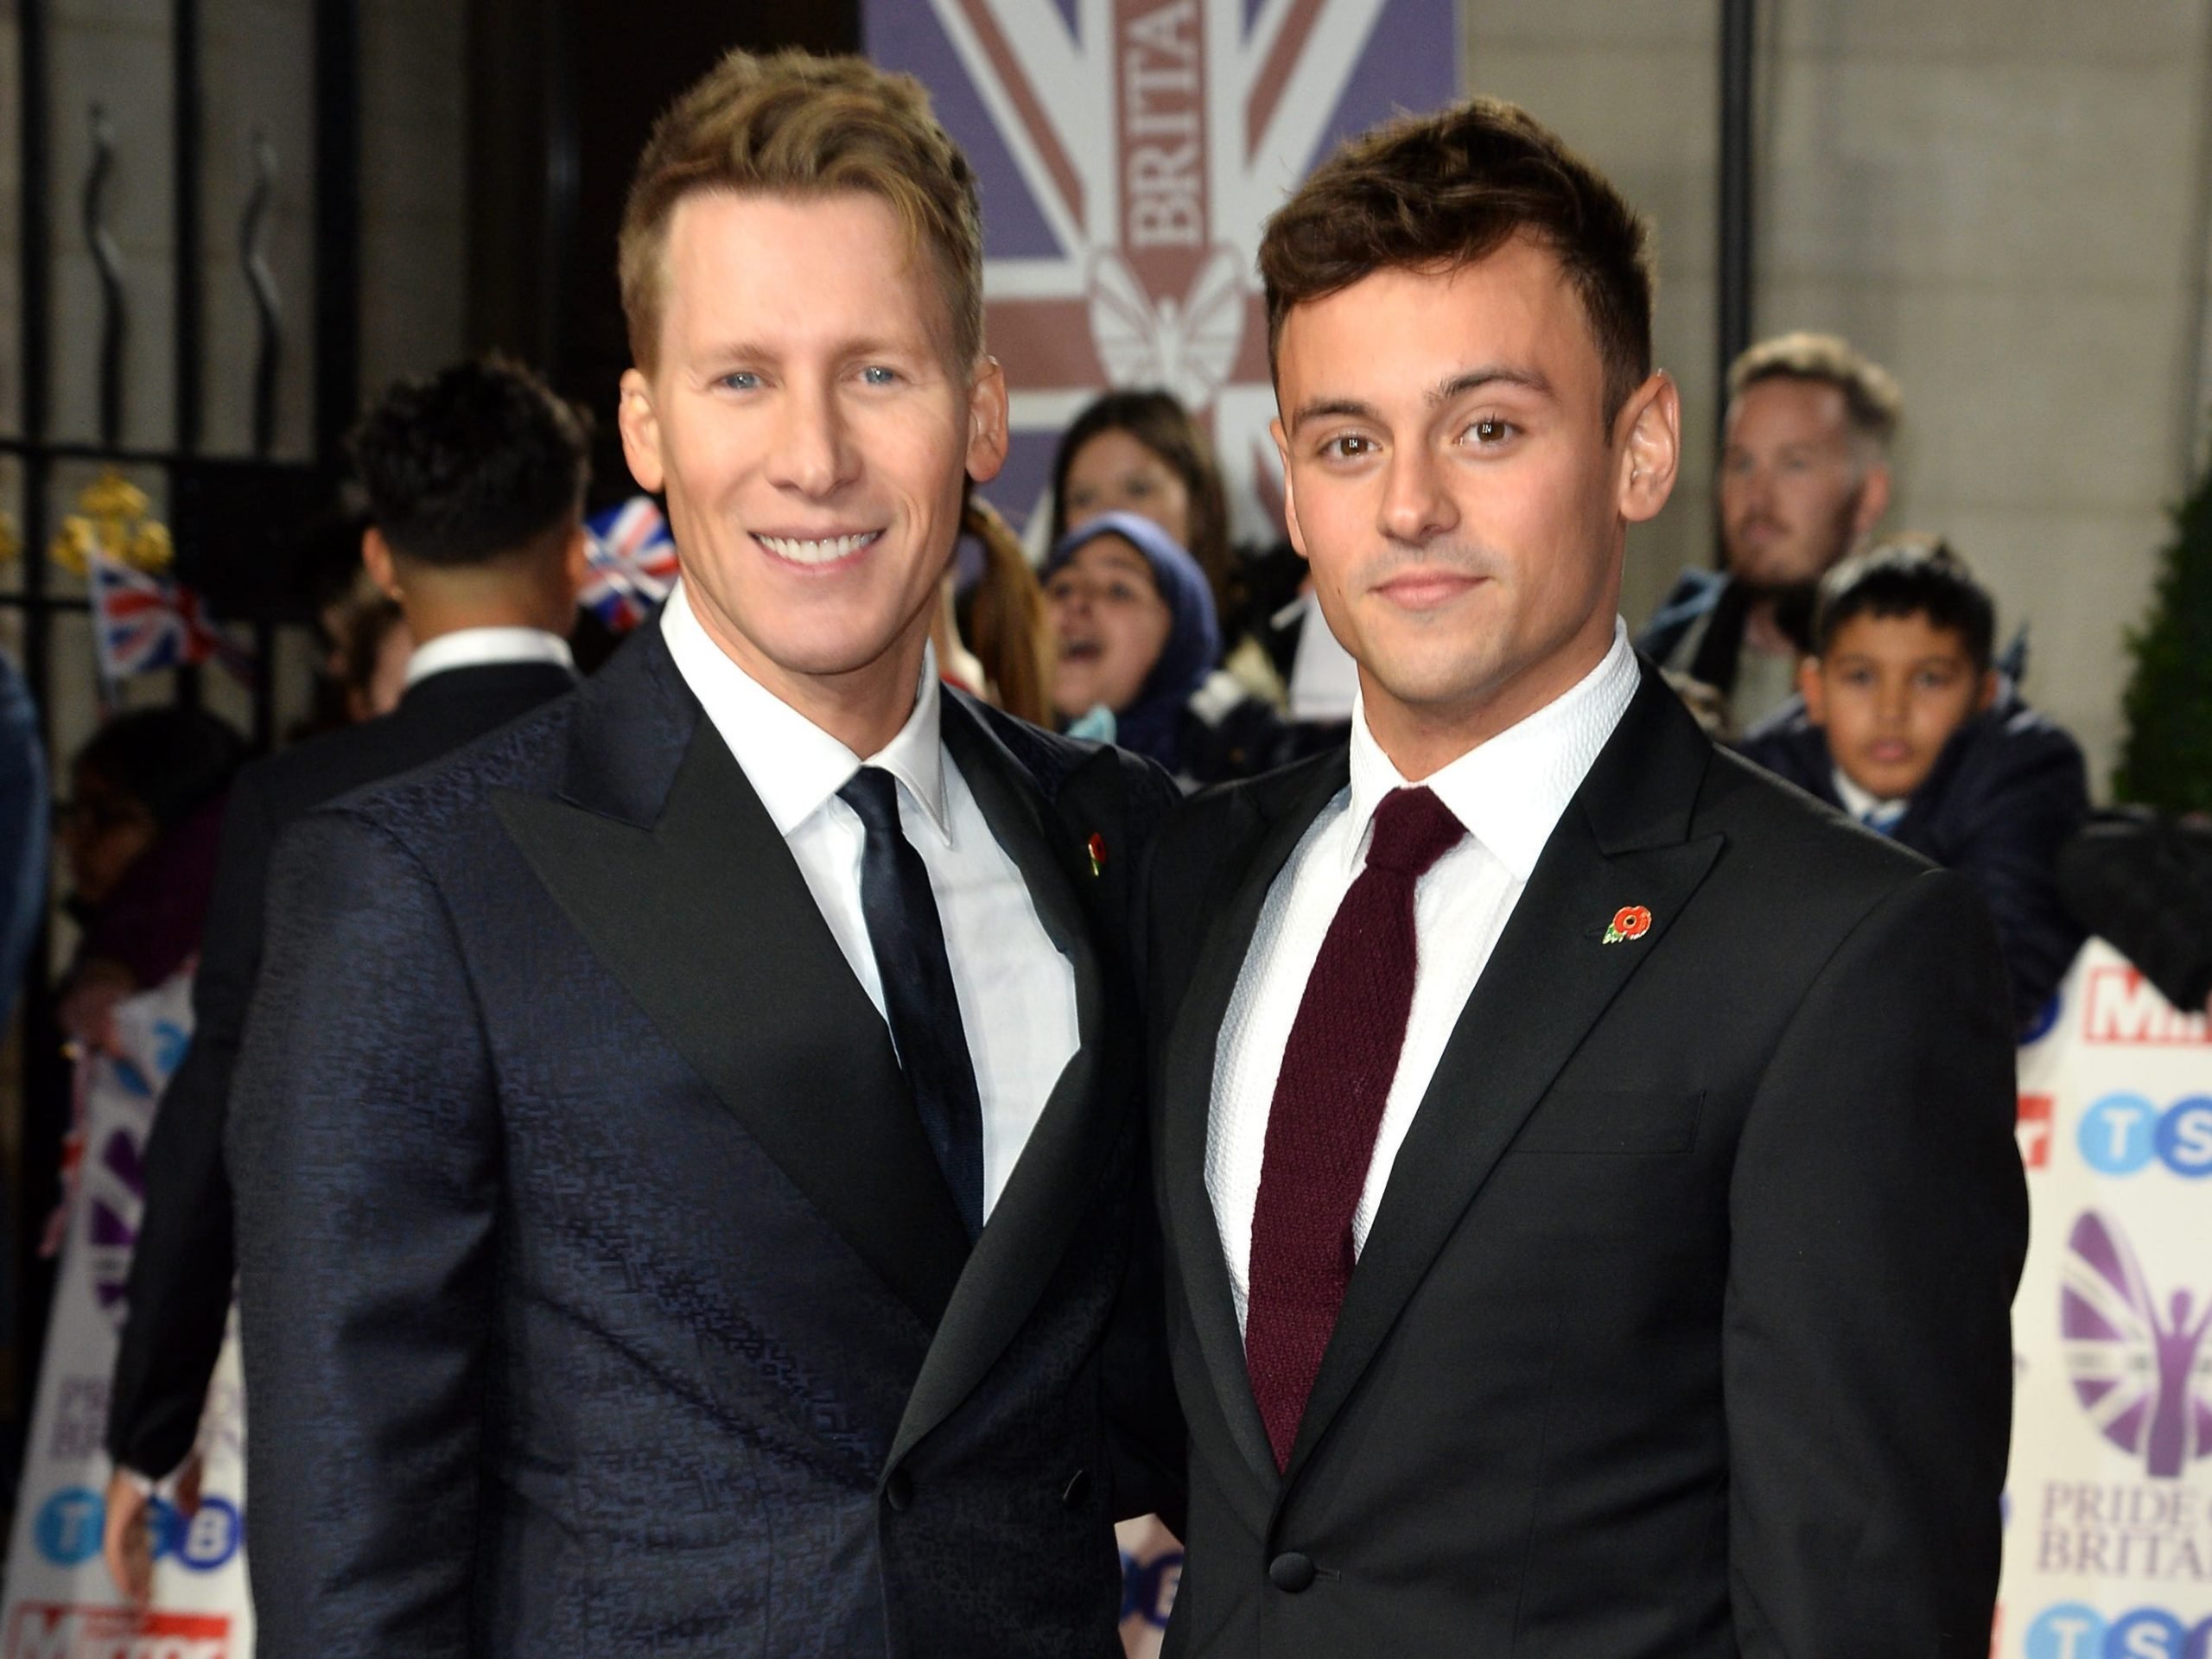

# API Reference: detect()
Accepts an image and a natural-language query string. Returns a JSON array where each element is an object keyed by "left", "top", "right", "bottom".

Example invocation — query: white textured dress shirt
[
  {"left": 661, "top": 581, "right": 1080, "bottom": 1219},
  {"left": 1206, "top": 619, "right": 1642, "bottom": 1331},
  {"left": 401, "top": 625, "right": 575, "bottom": 686}
]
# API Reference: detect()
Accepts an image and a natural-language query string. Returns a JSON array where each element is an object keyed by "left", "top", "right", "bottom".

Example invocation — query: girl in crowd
[
  {"left": 1049, "top": 389, "right": 1236, "bottom": 620},
  {"left": 1044, "top": 511, "right": 1325, "bottom": 787}
]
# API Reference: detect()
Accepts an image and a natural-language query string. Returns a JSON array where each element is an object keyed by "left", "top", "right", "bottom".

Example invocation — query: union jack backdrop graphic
[
  {"left": 86, "top": 553, "right": 251, "bottom": 685},
  {"left": 865, "top": 0, "right": 1459, "bottom": 543},
  {"left": 582, "top": 495, "right": 680, "bottom": 633}
]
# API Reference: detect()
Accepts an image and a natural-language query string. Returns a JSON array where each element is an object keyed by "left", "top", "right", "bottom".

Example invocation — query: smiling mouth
[
  {"left": 754, "top": 531, "right": 881, "bottom": 566},
  {"left": 1058, "top": 638, "right": 1103, "bottom": 664}
]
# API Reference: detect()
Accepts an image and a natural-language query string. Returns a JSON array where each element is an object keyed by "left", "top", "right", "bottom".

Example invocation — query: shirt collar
[
  {"left": 1343, "top": 616, "right": 1641, "bottom": 881},
  {"left": 1831, "top": 766, "right": 1908, "bottom": 828},
  {"left": 402, "top": 625, "right": 575, "bottom": 687},
  {"left": 659, "top": 579, "right": 950, "bottom": 843}
]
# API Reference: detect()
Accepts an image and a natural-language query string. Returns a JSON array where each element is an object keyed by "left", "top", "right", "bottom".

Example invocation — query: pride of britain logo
[
  {"left": 2061, "top": 1211, "right": 2212, "bottom": 1478},
  {"left": 865, "top": 0, "right": 1459, "bottom": 537}
]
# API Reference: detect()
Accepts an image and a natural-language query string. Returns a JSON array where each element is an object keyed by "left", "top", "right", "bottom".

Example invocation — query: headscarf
[{"left": 1046, "top": 511, "right": 1221, "bottom": 769}]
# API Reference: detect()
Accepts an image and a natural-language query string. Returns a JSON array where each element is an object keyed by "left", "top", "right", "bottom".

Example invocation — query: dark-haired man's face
[
  {"left": 1271, "top": 236, "right": 1676, "bottom": 774},
  {"left": 1718, "top": 378, "right": 1885, "bottom": 592},
  {"left": 618, "top": 190, "right": 1007, "bottom": 738}
]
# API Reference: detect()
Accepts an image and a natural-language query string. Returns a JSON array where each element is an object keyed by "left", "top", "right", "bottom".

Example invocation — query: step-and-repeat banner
[
  {"left": 0, "top": 974, "right": 252, "bottom": 1658},
  {"left": 864, "top": 0, "right": 1460, "bottom": 546},
  {"left": 2003, "top": 939, "right": 2212, "bottom": 1656}
]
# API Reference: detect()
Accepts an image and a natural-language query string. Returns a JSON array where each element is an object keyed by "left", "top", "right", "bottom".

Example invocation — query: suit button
[
  {"left": 884, "top": 1470, "right": 913, "bottom": 1512},
  {"left": 1268, "top": 1551, "right": 1315, "bottom": 1592},
  {"left": 1060, "top": 1468, "right": 1092, "bottom": 1510}
]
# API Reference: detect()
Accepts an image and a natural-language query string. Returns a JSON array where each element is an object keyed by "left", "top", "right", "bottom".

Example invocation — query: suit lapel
[
  {"left": 1162, "top": 752, "right": 1351, "bottom": 1488},
  {"left": 493, "top": 625, "right": 969, "bottom": 1329},
  {"left": 888, "top": 699, "right": 1122, "bottom": 1466},
  {"left": 1281, "top": 668, "right": 1724, "bottom": 1488}
]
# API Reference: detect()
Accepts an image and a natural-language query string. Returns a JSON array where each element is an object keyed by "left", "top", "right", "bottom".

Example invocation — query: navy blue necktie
[{"left": 837, "top": 766, "right": 986, "bottom": 1238}]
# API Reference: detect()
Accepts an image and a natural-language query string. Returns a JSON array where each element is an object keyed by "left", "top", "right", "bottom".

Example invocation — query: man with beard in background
[{"left": 1637, "top": 332, "right": 1899, "bottom": 734}]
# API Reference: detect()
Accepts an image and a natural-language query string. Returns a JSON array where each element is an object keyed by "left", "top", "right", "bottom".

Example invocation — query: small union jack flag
[
  {"left": 86, "top": 552, "right": 251, "bottom": 684},
  {"left": 582, "top": 496, "right": 679, "bottom": 632}
]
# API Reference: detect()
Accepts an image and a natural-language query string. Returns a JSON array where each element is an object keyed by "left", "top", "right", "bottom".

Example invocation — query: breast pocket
[{"left": 1508, "top": 1088, "right": 1705, "bottom": 1155}]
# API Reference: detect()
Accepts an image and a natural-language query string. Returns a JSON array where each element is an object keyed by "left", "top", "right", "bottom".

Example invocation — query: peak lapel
[
  {"left": 1162, "top": 753, "right": 1351, "bottom": 1488},
  {"left": 493, "top": 635, "right": 969, "bottom": 1330},
  {"left": 1281, "top": 669, "right": 1725, "bottom": 1490},
  {"left": 888, "top": 701, "right": 1122, "bottom": 1465}
]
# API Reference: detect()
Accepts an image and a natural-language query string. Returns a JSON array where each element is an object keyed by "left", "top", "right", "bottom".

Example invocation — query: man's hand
[
  {"left": 101, "top": 1467, "right": 154, "bottom": 1606},
  {"left": 100, "top": 1452, "right": 201, "bottom": 1605}
]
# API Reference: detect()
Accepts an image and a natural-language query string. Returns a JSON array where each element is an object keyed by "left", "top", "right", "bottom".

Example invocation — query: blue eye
[
  {"left": 719, "top": 371, "right": 760, "bottom": 391},
  {"left": 861, "top": 365, "right": 899, "bottom": 385}
]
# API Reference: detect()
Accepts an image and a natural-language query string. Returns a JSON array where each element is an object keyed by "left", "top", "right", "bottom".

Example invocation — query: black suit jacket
[
  {"left": 1144, "top": 664, "right": 2027, "bottom": 1656},
  {"left": 228, "top": 618, "right": 1181, "bottom": 1657},
  {"left": 106, "top": 658, "right": 578, "bottom": 1478}
]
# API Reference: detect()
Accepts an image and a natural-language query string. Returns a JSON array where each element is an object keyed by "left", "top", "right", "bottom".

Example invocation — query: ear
[
  {"left": 964, "top": 355, "right": 1010, "bottom": 486},
  {"left": 1269, "top": 416, "right": 1309, "bottom": 563},
  {"left": 361, "top": 526, "right": 401, "bottom": 601},
  {"left": 1797, "top": 656, "right": 1828, "bottom": 726},
  {"left": 617, "top": 368, "right": 666, "bottom": 495},
  {"left": 1976, "top": 667, "right": 1999, "bottom": 712},
  {"left": 1852, "top": 462, "right": 1891, "bottom": 536},
  {"left": 562, "top": 524, "right": 590, "bottom": 602},
  {"left": 1617, "top": 371, "right": 1681, "bottom": 524}
]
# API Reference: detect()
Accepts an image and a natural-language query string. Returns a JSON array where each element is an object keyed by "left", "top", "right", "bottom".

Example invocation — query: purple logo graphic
[
  {"left": 864, "top": 0, "right": 1459, "bottom": 537},
  {"left": 86, "top": 1122, "right": 146, "bottom": 1326},
  {"left": 2061, "top": 1210, "right": 2212, "bottom": 1477}
]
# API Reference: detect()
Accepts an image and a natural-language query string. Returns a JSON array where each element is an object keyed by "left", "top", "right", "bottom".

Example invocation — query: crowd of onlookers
[
  {"left": 1, "top": 328, "right": 2209, "bottom": 1524},
  {"left": 5, "top": 333, "right": 2209, "bottom": 1187}
]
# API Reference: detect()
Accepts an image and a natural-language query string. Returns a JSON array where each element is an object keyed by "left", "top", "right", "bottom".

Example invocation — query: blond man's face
[{"left": 618, "top": 190, "right": 1007, "bottom": 706}]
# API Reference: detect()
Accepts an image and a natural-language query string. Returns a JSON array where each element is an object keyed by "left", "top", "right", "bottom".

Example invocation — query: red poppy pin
[
  {"left": 1087, "top": 832, "right": 1108, "bottom": 878},
  {"left": 1603, "top": 904, "right": 1652, "bottom": 944}
]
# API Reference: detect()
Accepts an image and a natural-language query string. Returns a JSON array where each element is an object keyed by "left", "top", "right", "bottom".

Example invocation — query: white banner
[
  {"left": 0, "top": 974, "right": 253, "bottom": 1658},
  {"left": 2000, "top": 939, "right": 2212, "bottom": 1656}
]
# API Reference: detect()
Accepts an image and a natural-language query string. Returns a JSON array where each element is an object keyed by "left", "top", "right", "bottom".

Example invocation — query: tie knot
[
  {"left": 837, "top": 765, "right": 902, "bottom": 835},
  {"left": 1363, "top": 786, "right": 1464, "bottom": 879}
]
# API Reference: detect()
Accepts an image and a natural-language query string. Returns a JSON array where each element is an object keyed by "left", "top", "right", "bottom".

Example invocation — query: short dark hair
[
  {"left": 347, "top": 357, "right": 591, "bottom": 567},
  {"left": 1812, "top": 534, "right": 1995, "bottom": 671},
  {"left": 73, "top": 706, "right": 247, "bottom": 832},
  {"left": 1048, "top": 389, "right": 1232, "bottom": 601},
  {"left": 1258, "top": 96, "right": 1654, "bottom": 423},
  {"left": 1728, "top": 332, "right": 1902, "bottom": 455}
]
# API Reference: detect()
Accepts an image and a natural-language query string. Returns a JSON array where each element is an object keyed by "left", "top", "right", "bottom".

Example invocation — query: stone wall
[{"left": 1463, "top": 0, "right": 2212, "bottom": 789}]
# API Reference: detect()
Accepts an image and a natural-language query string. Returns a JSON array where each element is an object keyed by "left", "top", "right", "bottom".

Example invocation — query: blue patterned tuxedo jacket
[{"left": 228, "top": 616, "right": 1182, "bottom": 1657}]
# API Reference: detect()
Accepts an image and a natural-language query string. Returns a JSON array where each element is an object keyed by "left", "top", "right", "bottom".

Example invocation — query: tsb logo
[
  {"left": 2077, "top": 1095, "right": 2212, "bottom": 1179},
  {"left": 2024, "top": 1603, "right": 2208, "bottom": 1657}
]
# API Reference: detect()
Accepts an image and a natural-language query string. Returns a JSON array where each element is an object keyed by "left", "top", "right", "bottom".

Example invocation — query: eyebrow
[{"left": 1287, "top": 365, "right": 1554, "bottom": 433}]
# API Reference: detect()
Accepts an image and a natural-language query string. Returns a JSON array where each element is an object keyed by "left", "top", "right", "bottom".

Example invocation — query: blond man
[{"left": 231, "top": 50, "right": 1179, "bottom": 1656}]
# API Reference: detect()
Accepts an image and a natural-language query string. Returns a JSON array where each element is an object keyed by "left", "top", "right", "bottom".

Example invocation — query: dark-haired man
[
  {"left": 230, "top": 48, "right": 1178, "bottom": 1658},
  {"left": 1638, "top": 331, "right": 1901, "bottom": 734},
  {"left": 1144, "top": 98, "right": 2024, "bottom": 1654},
  {"left": 101, "top": 356, "right": 588, "bottom": 1602}
]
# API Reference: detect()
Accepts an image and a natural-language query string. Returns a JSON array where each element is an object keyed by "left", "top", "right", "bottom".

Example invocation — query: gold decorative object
[{"left": 48, "top": 470, "right": 173, "bottom": 576}]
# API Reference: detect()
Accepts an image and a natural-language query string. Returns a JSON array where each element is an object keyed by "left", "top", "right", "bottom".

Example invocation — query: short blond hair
[
  {"left": 618, "top": 48, "right": 984, "bottom": 375},
  {"left": 1727, "top": 332, "right": 1903, "bottom": 453}
]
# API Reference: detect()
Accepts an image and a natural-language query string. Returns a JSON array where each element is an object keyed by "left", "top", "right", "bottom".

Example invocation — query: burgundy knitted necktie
[{"left": 1244, "top": 785, "right": 1465, "bottom": 1471}]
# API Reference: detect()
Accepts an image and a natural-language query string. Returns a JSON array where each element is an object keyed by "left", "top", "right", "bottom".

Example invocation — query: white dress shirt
[
  {"left": 661, "top": 581, "right": 1080, "bottom": 1219},
  {"left": 1832, "top": 766, "right": 1909, "bottom": 832},
  {"left": 1206, "top": 619, "right": 1642, "bottom": 1331},
  {"left": 402, "top": 625, "right": 575, "bottom": 686}
]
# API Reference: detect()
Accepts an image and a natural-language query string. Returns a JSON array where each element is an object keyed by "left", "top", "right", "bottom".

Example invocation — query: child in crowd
[{"left": 1737, "top": 535, "right": 2088, "bottom": 1032}]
